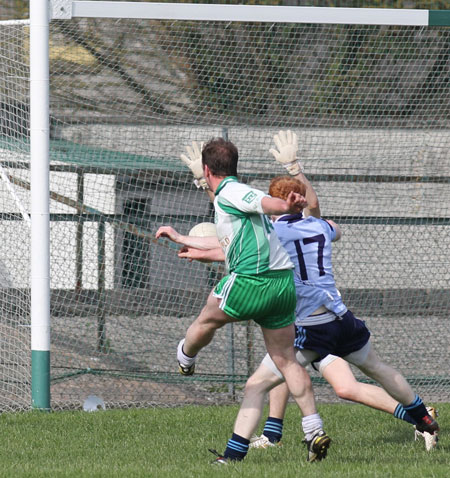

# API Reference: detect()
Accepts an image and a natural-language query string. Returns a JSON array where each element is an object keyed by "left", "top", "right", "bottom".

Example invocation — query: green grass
[{"left": 0, "top": 403, "right": 448, "bottom": 477}]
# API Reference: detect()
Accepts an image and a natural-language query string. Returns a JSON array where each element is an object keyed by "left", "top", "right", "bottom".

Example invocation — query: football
[{"left": 188, "top": 222, "right": 217, "bottom": 237}]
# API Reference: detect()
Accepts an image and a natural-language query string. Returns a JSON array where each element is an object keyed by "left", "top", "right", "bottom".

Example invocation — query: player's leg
[
  {"left": 219, "top": 345, "right": 324, "bottom": 463},
  {"left": 249, "top": 382, "right": 290, "bottom": 448},
  {"left": 350, "top": 344, "right": 439, "bottom": 436},
  {"left": 322, "top": 356, "right": 399, "bottom": 412},
  {"left": 320, "top": 355, "right": 417, "bottom": 425},
  {"left": 177, "top": 288, "right": 237, "bottom": 374},
  {"left": 253, "top": 354, "right": 417, "bottom": 452},
  {"left": 214, "top": 362, "right": 284, "bottom": 462},
  {"left": 234, "top": 364, "right": 284, "bottom": 440},
  {"left": 251, "top": 348, "right": 321, "bottom": 449},
  {"left": 267, "top": 382, "right": 290, "bottom": 420},
  {"left": 217, "top": 328, "right": 314, "bottom": 464},
  {"left": 262, "top": 324, "right": 315, "bottom": 415},
  {"left": 213, "top": 271, "right": 328, "bottom": 463},
  {"left": 261, "top": 324, "right": 331, "bottom": 462},
  {"left": 331, "top": 309, "right": 438, "bottom": 436},
  {"left": 182, "top": 289, "right": 236, "bottom": 355},
  {"left": 269, "top": 382, "right": 289, "bottom": 420}
]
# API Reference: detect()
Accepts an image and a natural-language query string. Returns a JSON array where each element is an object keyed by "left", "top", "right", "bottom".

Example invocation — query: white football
[{"left": 188, "top": 222, "right": 217, "bottom": 237}]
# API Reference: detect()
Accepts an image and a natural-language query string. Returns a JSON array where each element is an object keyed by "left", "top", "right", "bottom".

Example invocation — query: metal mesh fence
[{"left": 0, "top": 5, "right": 449, "bottom": 410}]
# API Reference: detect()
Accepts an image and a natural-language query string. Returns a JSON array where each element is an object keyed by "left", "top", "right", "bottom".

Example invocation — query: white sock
[
  {"left": 177, "top": 339, "right": 196, "bottom": 367},
  {"left": 302, "top": 413, "right": 324, "bottom": 442}
]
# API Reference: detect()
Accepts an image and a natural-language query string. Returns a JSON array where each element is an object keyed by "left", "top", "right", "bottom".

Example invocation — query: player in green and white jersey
[
  {"left": 156, "top": 138, "right": 331, "bottom": 463},
  {"left": 212, "top": 174, "right": 299, "bottom": 329},
  {"left": 213, "top": 175, "right": 291, "bottom": 274}
]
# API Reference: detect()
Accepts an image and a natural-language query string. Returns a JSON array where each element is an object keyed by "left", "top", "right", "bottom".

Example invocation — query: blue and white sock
[
  {"left": 262, "top": 417, "right": 283, "bottom": 443},
  {"left": 223, "top": 433, "right": 249, "bottom": 461},
  {"left": 394, "top": 403, "right": 416, "bottom": 425},
  {"left": 403, "top": 395, "right": 429, "bottom": 423}
]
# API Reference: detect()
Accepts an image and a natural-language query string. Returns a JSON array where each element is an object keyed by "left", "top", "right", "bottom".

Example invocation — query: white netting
[
  {"left": 49, "top": 16, "right": 450, "bottom": 408},
  {"left": 1, "top": 4, "right": 450, "bottom": 410},
  {"left": 0, "top": 21, "right": 31, "bottom": 411}
]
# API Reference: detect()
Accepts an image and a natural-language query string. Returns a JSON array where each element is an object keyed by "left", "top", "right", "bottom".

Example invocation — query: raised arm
[
  {"left": 180, "top": 141, "right": 215, "bottom": 202},
  {"left": 292, "top": 171, "right": 320, "bottom": 218},
  {"left": 325, "top": 219, "right": 342, "bottom": 242},
  {"left": 269, "top": 130, "right": 321, "bottom": 218}
]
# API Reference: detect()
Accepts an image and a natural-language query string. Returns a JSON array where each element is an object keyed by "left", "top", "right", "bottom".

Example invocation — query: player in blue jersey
[
  {"left": 248, "top": 131, "right": 438, "bottom": 452},
  {"left": 156, "top": 137, "right": 331, "bottom": 463},
  {"left": 252, "top": 173, "right": 439, "bottom": 448}
]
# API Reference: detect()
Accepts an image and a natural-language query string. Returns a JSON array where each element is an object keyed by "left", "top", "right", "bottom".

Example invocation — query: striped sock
[
  {"left": 403, "top": 395, "right": 428, "bottom": 423},
  {"left": 394, "top": 403, "right": 416, "bottom": 425},
  {"left": 262, "top": 417, "right": 283, "bottom": 443},
  {"left": 223, "top": 433, "right": 250, "bottom": 461}
]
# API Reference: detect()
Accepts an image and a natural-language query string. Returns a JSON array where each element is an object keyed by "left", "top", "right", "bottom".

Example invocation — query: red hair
[{"left": 269, "top": 176, "right": 306, "bottom": 200}]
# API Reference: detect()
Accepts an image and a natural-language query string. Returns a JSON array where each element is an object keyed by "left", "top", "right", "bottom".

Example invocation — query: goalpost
[{"left": 0, "top": 2, "right": 449, "bottom": 410}]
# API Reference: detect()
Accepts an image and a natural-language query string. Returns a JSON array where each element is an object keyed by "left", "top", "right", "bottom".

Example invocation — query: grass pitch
[{"left": 0, "top": 403, "right": 448, "bottom": 477}]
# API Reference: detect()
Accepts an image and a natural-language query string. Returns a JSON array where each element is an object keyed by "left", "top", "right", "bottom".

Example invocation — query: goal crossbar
[{"left": 51, "top": 1, "right": 450, "bottom": 26}]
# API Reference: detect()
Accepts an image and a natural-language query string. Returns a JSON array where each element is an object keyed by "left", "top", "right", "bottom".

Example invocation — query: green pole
[
  {"left": 31, "top": 350, "right": 51, "bottom": 410},
  {"left": 429, "top": 11, "right": 450, "bottom": 27}
]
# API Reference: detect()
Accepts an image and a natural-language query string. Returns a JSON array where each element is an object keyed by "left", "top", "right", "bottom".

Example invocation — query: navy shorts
[{"left": 294, "top": 310, "right": 370, "bottom": 362}]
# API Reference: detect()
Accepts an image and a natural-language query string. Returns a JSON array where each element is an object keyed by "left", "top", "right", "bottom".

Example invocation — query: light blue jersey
[{"left": 273, "top": 214, "right": 347, "bottom": 325}]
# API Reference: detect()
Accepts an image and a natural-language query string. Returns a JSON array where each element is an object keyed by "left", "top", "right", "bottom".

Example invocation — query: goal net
[
  {"left": 1, "top": 2, "right": 449, "bottom": 410},
  {"left": 0, "top": 19, "right": 31, "bottom": 411}
]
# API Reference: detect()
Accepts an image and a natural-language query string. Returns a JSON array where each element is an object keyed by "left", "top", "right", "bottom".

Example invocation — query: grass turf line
[{"left": 0, "top": 403, "right": 448, "bottom": 477}]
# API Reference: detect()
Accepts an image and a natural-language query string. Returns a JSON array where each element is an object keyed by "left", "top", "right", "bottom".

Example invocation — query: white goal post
[{"left": 53, "top": 1, "right": 450, "bottom": 25}]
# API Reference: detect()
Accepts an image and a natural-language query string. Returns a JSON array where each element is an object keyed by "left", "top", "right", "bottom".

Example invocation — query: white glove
[
  {"left": 269, "top": 130, "right": 304, "bottom": 176},
  {"left": 180, "top": 141, "right": 209, "bottom": 190}
]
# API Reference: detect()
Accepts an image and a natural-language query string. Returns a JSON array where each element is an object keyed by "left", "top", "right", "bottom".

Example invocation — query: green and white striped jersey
[{"left": 214, "top": 176, "right": 293, "bottom": 275}]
